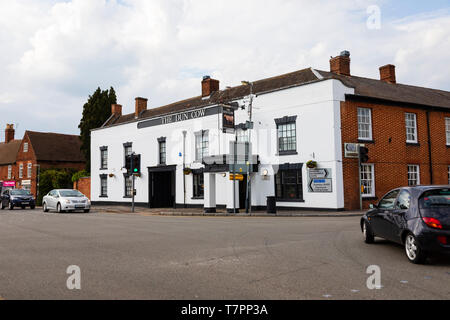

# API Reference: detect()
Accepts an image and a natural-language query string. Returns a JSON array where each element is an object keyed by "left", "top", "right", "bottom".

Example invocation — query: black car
[
  {"left": 0, "top": 189, "right": 36, "bottom": 210},
  {"left": 361, "top": 185, "right": 450, "bottom": 264}
]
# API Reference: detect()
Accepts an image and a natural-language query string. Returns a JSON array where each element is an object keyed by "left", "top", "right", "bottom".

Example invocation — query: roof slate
[
  {"left": 26, "top": 131, "right": 85, "bottom": 162},
  {"left": 0, "top": 140, "right": 22, "bottom": 165},
  {"left": 102, "top": 67, "right": 450, "bottom": 129}
]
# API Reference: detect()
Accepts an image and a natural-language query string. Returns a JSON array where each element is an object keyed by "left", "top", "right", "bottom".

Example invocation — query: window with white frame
[
  {"left": 7, "top": 165, "right": 12, "bottom": 179},
  {"left": 408, "top": 165, "right": 420, "bottom": 186},
  {"left": 158, "top": 137, "right": 166, "bottom": 165},
  {"left": 448, "top": 166, "right": 450, "bottom": 185},
  {"left": 357, "top": 108, "right": 372, "bottom": 140},
  {"left": 19, "top": 163, "right": 23, "bottom": 178},
  {"left": 27, "top": 163, "right": 32, "bottom": 178},
  {"left": 195, "top": 130, "right": 209, "bottom": 161},
  {"left": 360, "top": 164, "right": 375, "bottom": 197},
  {"left": 446, "top": 117, "right": 450, "bottom": 146},
  {"left": 405, "top": 113, "right": 417, "bottom": 143},
  {"left": 23, "top": 142, "right": 28, "bottom": 153}
]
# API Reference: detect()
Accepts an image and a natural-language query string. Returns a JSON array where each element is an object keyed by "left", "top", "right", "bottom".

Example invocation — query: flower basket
[
  {"left": 306, "top": 160, "right": 317, "bottom": 169},
  {"left": 183, "top": 167, "right": 192, "bottom": 175},
  {"left": 108, "top": 173, "right": 115, "bottom": 178}
]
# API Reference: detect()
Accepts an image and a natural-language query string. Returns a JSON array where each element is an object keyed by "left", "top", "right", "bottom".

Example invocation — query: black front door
[
  {"left": 148, "top": 166, "right": 176, "bottom": 208},
  {"left": 239, "top": 175, "right": 247, "bottom": 210}
]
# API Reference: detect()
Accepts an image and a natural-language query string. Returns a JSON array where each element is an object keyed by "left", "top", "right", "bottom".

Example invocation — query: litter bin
[{"left": 266, "top": 196, "right": 276, "bottom": 214}]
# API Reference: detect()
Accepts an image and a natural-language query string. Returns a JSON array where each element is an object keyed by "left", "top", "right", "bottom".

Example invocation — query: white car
[{"left": 42, "top": 189, "right": 91, "bottom": 213}]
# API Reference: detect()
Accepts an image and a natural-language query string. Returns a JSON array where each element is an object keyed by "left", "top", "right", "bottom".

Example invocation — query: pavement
[
  {"left": 0, "top": 208, "right": 449, "bottom": 300},
  {"left": 91, "top": 205, "right": 365, "bottom": 217}
]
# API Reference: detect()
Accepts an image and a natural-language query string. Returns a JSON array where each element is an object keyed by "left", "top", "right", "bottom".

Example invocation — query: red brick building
[
  {"left": 0, "top": 125, "right": 86, "bottom": 197},
  {"left": 326, "top": 54, "right": 450, "bottom": 210}
]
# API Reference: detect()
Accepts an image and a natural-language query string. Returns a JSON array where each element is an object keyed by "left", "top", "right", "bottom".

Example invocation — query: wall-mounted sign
[
  {"left": 308, "top": 168, "right": 332, "bottom": 193},
  {"left": 2, "top": 181, "right": 15, "bottom": 187},
  {"left": 344, "top": 143, "right": 365, "bottom": 158},
  {"left": 21, "top": 180, "right": 31, "bottom": 186},
  {"left": 138, "top": 106, "right": 219, "bottom": 129},
  {"left": 222, "top": 106, "right": 235, "bottom": 129},
  {"left": 308, "top": 178, "right": 333, "bottom": 193}
]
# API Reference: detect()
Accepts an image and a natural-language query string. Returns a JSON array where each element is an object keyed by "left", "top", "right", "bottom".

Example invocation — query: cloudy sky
[{"left": 0, "top": 0, "right": 449, "bottom": 138}]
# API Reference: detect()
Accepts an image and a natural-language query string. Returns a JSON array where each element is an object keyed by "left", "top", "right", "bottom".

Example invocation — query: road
[{"left": 0, "top": 208, "right": 449, "bottom": 300}]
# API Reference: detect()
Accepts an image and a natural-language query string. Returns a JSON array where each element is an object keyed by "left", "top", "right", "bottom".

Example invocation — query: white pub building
[{"left": 91, "top": 64, "right": 352, "bottom": 212}]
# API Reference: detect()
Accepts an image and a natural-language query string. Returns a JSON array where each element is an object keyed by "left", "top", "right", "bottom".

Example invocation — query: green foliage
[
  {"left": 37, "top": 168, "right": 77, "bottom": 205},
  {"left": 78, "top": 87, "right": 116, "bottom": 171},
  {"left": 72, "top": 170, "right": 90, "bottom": 183}
]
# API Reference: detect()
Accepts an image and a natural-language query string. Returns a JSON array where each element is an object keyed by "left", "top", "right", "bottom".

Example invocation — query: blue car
[
  {"left": 0, "top": 189, "right": 36, "bottom": 210},
  {"left": 361, "top": 185, "right": 450, "bottom": 264}
]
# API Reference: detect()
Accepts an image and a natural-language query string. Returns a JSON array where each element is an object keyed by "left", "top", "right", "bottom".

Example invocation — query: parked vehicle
[
  {"left": 1, "top": 189, "right": 36, "bottom": 210},
  {"left": 361, "top": 185, "right": 450, "bottom": 264},
  {"left": 42, "top": 189, "right": 90, "bottom": 213}
]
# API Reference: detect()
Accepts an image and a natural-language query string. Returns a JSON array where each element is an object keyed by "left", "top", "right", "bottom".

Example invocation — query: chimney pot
[
  {"left": 201, "top": 76, "right": 219, "bottom": 97},
  {"left": 111, "top": 104, "right": 122, "bottom": 117},
  {"left": 330, "top": 51, "right": 351, "bottom": 76},
  {"left": 379, "top": 64, "right": 396, "bottom": 84},
  {"left": 135, "top": 97, "right": 148, "bottom": 117},
  {"left": 5, "top": 124, "right": 14, "bottom": 143}
]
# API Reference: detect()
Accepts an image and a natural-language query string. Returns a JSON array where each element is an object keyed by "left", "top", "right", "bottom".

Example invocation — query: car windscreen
[
  {"left": 59, "top": 190, "right": 84, "bottom": 197},
  {"left": 10, "top": 190, "right": 31, "bottom": 196},
  {"left": 419, "top": 189, "right": 450, "bottom": 209}
]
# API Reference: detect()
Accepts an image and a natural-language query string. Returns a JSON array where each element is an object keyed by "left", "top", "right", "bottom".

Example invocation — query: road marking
[
  {"left": 400, "top": 280, "right": 408, "bottom": 284},
  {"left": 322, "top": 294, "right": 332, "bottom": 298},
  {"left": 351, "top": 289, "right": 360, "bottom": 293}
]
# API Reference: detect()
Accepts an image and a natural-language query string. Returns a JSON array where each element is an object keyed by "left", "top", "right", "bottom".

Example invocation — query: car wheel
[
  {"left": 1, "top": 202, "right": 4, "bottom": 210},
  {"left": 21, "top": 206, "right": 25, "bottom": 209},
  {"left": 405, "top": 233, "right": 427, "bottom": 264},
  {"left": 8, "top": 202, "right": 14, "bottom": 210},
  {"left": 84, "top": 209, "right": 90, "bottom": 213},
  {"left": 43, "top": 202, "right": 49, "bottom": 212},
  {"left": 30, "top": 206, "right": 35, "bottom": 210},
  {"left": 57, "top": 203, "right": 62, "bottom": 213},
  {"left": 363, "top": 221, "right": 375, "bottom": 244}
]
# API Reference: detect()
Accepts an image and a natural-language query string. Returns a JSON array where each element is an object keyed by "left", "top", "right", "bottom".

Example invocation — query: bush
[
  {"left": 37, "top": 168, "right": 77, "bottom": 205},
  {"left": 72, "top": 170, "right": 90, "bottom": 183}
]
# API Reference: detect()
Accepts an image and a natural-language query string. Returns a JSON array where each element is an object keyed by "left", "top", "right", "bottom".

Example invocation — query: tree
[
  {"left": 78, "top": 87, "right": 117, "bottom": 171},
  {"left": 37, "top": 168, "right": 77, "bottom": 205}
]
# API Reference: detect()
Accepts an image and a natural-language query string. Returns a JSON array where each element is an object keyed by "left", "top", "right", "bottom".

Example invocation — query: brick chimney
[
  {"left": 5, "top": 124, "right": 14, "bottom": 143},
  {"left": 111, "top": 104, "right": 122, "bottom": 116},
  {"left": 379, "top": 64, "right": 396, "bottom": 84},
  {"left": 201, "top": 76, "right": 220, "bottom": 97},
  {"left": 330, "top": 51, "right": 351, "bottom": 76},
  {"left": 135, "top": 97, "right": 148, "bottom": 117}
]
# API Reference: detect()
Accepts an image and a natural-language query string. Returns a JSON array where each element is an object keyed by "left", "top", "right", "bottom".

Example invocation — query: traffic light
[
  {"left": 125, "top": 154, "right": 141, "bottom": 174},
  {"left": 131, "top": 154, "right": 141, "bottom": 174},
  {"left": 359, "top": 146, "right": 369, "bottom": 163}
]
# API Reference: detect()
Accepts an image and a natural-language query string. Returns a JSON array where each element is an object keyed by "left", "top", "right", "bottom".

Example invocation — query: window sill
[
  {"left": 358, "top": 139, "right": 375, "bottom": 144},
  {"left": 99, "top": 195, "right": 108, "bottom": 198},
  {"left": 100, "top": 168, "right": 108, "bottom": 171},
  {"left": 406, "top": 142, "right": 420, "bottom": 147},
  {"left": 277, "top": 151, "right": 298, "bottom": 156},
  {"left": 275, "top": 198, "right": 305, "bottom": 203},
  {"left": 191, "top": 196, "right": 204, "bottom": 200},
  {"left": 123, "top": 196, "right": 132, "bottom": 199},
  {"left": 362, "top": 196, "right": 377, "bottom": 201}
]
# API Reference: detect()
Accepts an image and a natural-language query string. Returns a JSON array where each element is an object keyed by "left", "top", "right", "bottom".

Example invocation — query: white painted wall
[{"left": 91, "top": 77, "right": 354, "bottom": 209}]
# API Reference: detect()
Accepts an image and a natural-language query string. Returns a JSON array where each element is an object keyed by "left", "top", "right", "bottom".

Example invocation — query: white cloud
[{"left": 0, "top": 0, "right": 448, "bottom": 138}]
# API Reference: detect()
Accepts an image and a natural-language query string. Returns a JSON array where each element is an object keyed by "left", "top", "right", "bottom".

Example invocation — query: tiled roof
[
  {"left": 26, "top": 131, "right": 85, "bottom": 162},
  {"left": 317, "top": 70, "right": 450, "bottom": 109},
  {"left": 102, "top": 67, "right": 450, "bottom": 129},
  {"left": 0, "top": 140, "right": 21, "bottom": 165}
]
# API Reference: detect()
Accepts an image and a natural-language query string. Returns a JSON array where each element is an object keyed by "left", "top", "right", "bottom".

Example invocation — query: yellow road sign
[{"left": 230, "top": 174, "right": 244, "bottom": 181}]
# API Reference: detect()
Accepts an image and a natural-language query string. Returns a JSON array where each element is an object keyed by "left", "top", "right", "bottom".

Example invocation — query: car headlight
[{"left": 65, "top": 200, "right": 71, "bottom": 204}]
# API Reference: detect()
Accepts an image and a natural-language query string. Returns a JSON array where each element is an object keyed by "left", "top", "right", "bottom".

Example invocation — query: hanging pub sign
[{"left": 222, "top": 106, "right": 235, "bottom": 130}]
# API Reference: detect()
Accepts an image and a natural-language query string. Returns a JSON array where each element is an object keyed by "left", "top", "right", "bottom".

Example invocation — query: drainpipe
[
  {"left": 183, "top": 131, "right": 187, "bottom": 208},
  {"left": 426, "top": 111, "right": 433, "bottom": 184}
]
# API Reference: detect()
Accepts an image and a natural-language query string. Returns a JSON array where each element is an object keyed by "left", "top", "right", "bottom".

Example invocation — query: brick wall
[
  {"left": 74, "top": 177, "right": 91, "bottom": 199},
  {"left": 341, "top": 100, "right": 450, "bottom": 210}
]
